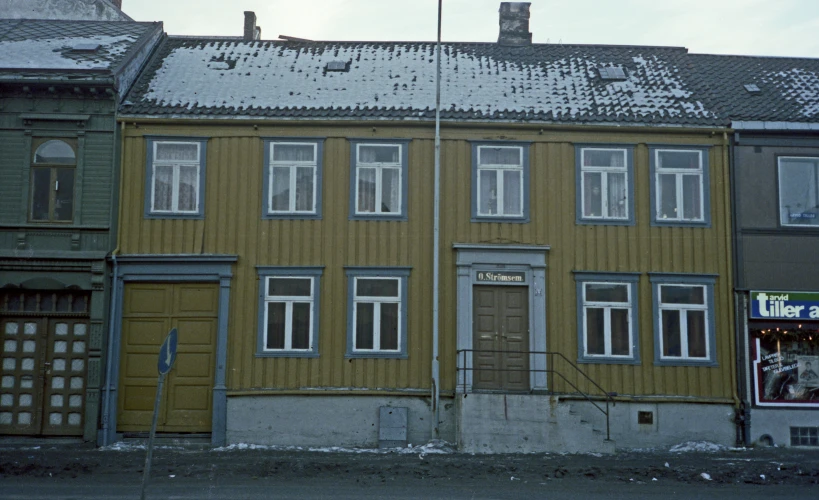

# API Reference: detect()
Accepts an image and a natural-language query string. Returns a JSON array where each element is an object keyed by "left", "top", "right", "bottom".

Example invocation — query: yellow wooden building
[{"left": 104, "top": 6, "right": 738, "bottom": 451}]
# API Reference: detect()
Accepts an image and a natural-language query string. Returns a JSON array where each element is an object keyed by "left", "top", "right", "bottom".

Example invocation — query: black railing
[{"left": 456, "top": 349, "right": 615, "bottom": 441}]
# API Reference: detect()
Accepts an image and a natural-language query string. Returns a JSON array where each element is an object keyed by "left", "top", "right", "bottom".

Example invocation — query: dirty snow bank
[
  {"left": 669, "top": 441, "right": 730, "bottom": 453},
  {"left": 213, "top": 439, "right": 454, "bottom": 455}
]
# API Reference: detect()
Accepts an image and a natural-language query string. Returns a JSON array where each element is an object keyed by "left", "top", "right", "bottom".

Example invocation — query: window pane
[
  {"left": 269, "top": 278, "right": 311, "bottom": 297},
  {"left": 611, "top": 308, "right": 630, "bottom": 356},
  {"left": 583, "top": 172, "right": 602, "bottom": 217},
  {"left": 479, "top": 170, "right": 498, "bottom": 215},
  {"left": 381, "top": 168, "right": 400, "bottom": 213},
  {"left": 503, "top": 170, "right": 521, "bottom": 215},
  {"left": 779, "top": 159, "right": 819, "bottom": 226},
  {"left": 658, "top": 151, "right": 699, "bottom": 169},
  {"left": 273, "top": 144, "right": 314, "bottom": 162},
  {"left": 660, "top": 285, "right": 704, "bottom": 304},
  {"left": 295, "top": 167, "right": 314, "bottom": 212},
  {"left": 292, "top": 303, "right": 311, "bottom": 349},
  {"left": 271, "top": 167, "right": 291, "bottom": 211},
  {"left": 177, "top": 165, "right": 198, "bottom": 212},
  {"left": 586, "top": 307, "right": 605, "bottom": 355},
  {"left": 662, "top": 310, "right": 682, "bottom": 357},
  {"left": 479, "top": 147, "right": 520, "bottom": 166},
  {"left": 357, "top": 168, "right": 376, "bottom": 213},
  {"left": 380, "top": 303, "right": 399, "bottom": 350},
  {"left": 585, "top": 283, "right": 628, "bottom": 303},
  {"left": 659, "top": 174, "right": 678, "bottom": 219},
  {"left": 34, "top": 140, "right": 74, "bottom": 164},
  {"left": 584, "top": 149, "right": 624, "bottom": 167},
  {"left": 30, "top": 168, "right": 51, "bottom": 220},
  {"left": 53, "top": 168, "right": 74, "bottom": 221},
  {"left": 608, "top": 172, "right": 627, "bottom": 219},
  {"left": 687, "top": 310, "right": 707, "bottom": 358},
  {"left": 356, "top": 279, "right": 398, "bottom": 297},
  {"left": 359, "top": 145, "right": 399, "bottom": 164},
  {"left": 682, "top": 174, "right": 702, "bottom": 220},
  {"left": 355, "top": 303, "right": 374, "bottom": 349},
  {"left": 266, "top": 302, "right": 286, "bottom": 349},
  {"left": 153, "top": 166, "right": 173, "bottom": 211},
  {"left": 156, "top": 142, "right": 198, "bottom": 162}
]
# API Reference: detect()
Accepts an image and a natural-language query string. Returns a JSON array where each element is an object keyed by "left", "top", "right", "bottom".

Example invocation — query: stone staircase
[{"left": 457, "top": 393, "right": 615, "bottom": 454}]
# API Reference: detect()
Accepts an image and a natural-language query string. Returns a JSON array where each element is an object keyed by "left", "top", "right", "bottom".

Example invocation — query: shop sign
[
  {"left": 476, "top": 271, "right": 525, "bottom": 283},
  {"left": 750, "top": 291, "right": 819, "bottom": 320}
]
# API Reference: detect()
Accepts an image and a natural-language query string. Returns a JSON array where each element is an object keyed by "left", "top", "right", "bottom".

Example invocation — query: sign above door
[{"left": 475, "top": 271, "right": 525, "bottom": 283}]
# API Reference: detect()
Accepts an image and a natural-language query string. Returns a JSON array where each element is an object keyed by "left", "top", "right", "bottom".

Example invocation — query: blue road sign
[{"left": 158, "top": 327, "right": 178, "bottom": 375}]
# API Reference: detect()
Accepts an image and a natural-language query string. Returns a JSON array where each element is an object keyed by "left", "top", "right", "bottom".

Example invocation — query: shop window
[
  {"left": 256, "top": 267, "right": 322, "bottom": 357},
  {"left": 144, "top": 138, "right": 207, "bottom": 219},
  {"left": 650, "top": 147, "right": 711, "bottom": 226},
  {"left": 345, "top": 267, "right": 410, "bottom": 358},
  {"left": 576, "top": 146, "right": 634, "bottom": 225},
  {"left": 575, "top": 272, "right": 640, "bottom": 364},
  {"left": 30, "top": 139, "right": 76, "bottom": 223},
  {"left": 263, "top": 140, "right": 324, "bottom": 219},
  {"left": 651, "top": 274, "right": 717, "bottom": 366},
  {"left": 778, "top": 157, "right": 819, "bottom": 227},
  {"left": 472, "top": 143, "right": 529, "bottom": 222}
]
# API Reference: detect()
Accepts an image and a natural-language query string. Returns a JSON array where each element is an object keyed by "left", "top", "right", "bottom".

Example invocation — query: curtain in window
[
  {"left": 360, "top": 146, "right": 398, "bottom": 163},
  {"left": 177, "top": 165, "right": 198, "bottom": 212},
  {"left": 479, "top": 170, "right": 498, "bottom": 215},
  {"left": 608, "top": 172, "right": 627, "bottom": 218},
  {"left": 271, "top": 167, "right": 291, "bottom": 211},
  {"left": 481, "top": 148, "right": 519, "bottom": 165},
  {"left": 503, "top": 170, "right": 521, "bottom": 215},
  {"left": 295, "top": 167, "right": 314, "bottom": 211},
  {"left": 153, "top": 166, "right": 173, "bottom": 211},
  {"left": 273, "top": 144, "right": 313, "bottom": 162},
  {"left": 658, "top": 174, "right": 677, "bottom": 219},
  {"left": 682, "top": 174, "right": 702, "bottom": 220},
  {"left": 156, "top": 143, "right": 198, "bottom": 161},
  {"left": 381, "top": 168, "right": 400, "bottom": 213},
  {"left": 583, "top": 172, "right": 602, "bottom": 217},
  {"left": 358, "top": 168, "right": 376, "bottom": 213}
]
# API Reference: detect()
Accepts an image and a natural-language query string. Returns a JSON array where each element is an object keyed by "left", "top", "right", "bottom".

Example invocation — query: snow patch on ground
[
  {"left": 213, "top": 440, "right": 454, "bottom": 455},
  {"left": 669, "top": 441, "right": 727, "bottom": 453},
  {"left": 99, "top": 442, "right": 185, "bottom": 452}
]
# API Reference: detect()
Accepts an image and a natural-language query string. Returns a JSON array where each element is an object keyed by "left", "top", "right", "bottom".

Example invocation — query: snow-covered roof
[
  {"left": 0, "top": 19, "right": 161, "bottom": 75},
  {"left": 0, "top": 0, "right": 131, "bottom": 22},
  {"left": 121, "top": 38, "right": 819, "bottom": 127}
]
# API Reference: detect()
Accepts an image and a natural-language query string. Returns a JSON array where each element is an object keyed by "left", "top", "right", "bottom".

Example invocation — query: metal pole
[
  {"left": 140, "top": 372, "right": 165, "bottom": 500},
  {"left": 431, "top": 0, "right": 442, "bottom": 440}
]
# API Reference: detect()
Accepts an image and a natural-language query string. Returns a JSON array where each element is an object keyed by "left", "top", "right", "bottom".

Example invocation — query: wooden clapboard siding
[{"left": 119, "top": 122, "right": 734, "bottom": 401}]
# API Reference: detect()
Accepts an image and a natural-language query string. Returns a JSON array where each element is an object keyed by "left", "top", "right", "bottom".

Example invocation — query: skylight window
[
  {"left": 325, "top": 61, "right": 349, "bottom": 72},
  {"left": 598, "top": 66, "right": 627, "bottom": 81},
  {"left": 744, "top": 83, "right": 761, "bottom": 93}
]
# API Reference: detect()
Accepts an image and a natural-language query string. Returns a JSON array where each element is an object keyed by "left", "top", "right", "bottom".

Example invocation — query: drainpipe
[
  {"left": 101, "top": 121, "right": 127, "bottom": 446},
  {"left": 431, "top": 0, "right": 442, "bottom": 440}
]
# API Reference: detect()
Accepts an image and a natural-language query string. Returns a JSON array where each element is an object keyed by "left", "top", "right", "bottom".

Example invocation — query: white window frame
[
  {"left": 261, "top": 276, "right": 315, "bottom": 353},
  {"left": 150, "top": 140, "right": 201, "bottom": 214},
  {"left": 581, "top": 281, "right": 634, "bottom": 358},
  {"left": 580, "top": 147, "right": 629, "bottom": 221},
  {"left": 354, "top": 143, "right": 403, "bottom": 216},
  {"left": 654, "top": 149, "right": 705, "bottom": 222},
  {"left": 267, "top": 142, "right": 318, "bottom": 215},
  {"left": 656, "top": 284, "right": 709, "bottom": 361},
  {"left": 352, "top": 277, "right": 402, "bottom": 353},
  {"left": 476, "top": 145, "right": 525, "bottom": 218},
  {"left": 778, "top": 156, "right": 819, "bottom": 228}
]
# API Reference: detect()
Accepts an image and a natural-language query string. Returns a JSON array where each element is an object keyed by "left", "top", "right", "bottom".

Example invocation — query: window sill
[
  {"left": 145, "top": 213, "right": 205, "bottom": 220},
  {"left": 653, "top": 359, "right": 718, "bottom": 367},
  {"left": 651, "top": 218, "right": 710, "bottom": 228},
  {"left": 471, "top": 216, "right": 530, "bottom": 224},
  {"left": 263, "top": 213, "right": 322, "bottom": 220},
  {"left": 256, "top": 351, "right": 319, "bottom": 358},
  {"left": 345, "top": 352, "right": 408, "bottom": 359},
  {"left": 577, "top": 356, "right": 641, "bottom": 365},
  {"left": 577, "top": 218, "right": 635, "bottom": 226}
]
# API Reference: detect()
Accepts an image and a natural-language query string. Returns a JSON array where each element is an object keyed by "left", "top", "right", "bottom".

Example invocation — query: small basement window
[
  {"left": 791, "top": 427, "right": 819, "bottom": 446},
  {"left": 599, "top": 66, "right": 627, "bottom": 80}
]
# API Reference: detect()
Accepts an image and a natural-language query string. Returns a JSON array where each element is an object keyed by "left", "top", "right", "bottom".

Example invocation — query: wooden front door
[
  {"left": 1, "top": 316, "right": 89, "bottom": 436},
  {"left": 472, "top": 285, "right": 530, "bottom": 391},
  {"left": 118, "top": 283, "right": 218, "bottom": 433}
]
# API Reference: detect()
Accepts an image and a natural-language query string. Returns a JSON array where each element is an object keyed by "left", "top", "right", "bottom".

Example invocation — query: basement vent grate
[{"left": 791, "top": 426, "right": 819, "bottom": 446}]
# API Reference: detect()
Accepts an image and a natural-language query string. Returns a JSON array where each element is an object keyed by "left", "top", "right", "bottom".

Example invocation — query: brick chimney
[
  {"left": 243, "top": 11, "right": 261, "bottom": 41},
  {"left": 498, "top": 2, "right": 532, "bottom": 46}
]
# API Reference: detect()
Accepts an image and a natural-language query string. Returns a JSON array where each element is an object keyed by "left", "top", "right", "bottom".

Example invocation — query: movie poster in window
[{"left": 753, "top": 337, "right": 819, "bottom": 406}]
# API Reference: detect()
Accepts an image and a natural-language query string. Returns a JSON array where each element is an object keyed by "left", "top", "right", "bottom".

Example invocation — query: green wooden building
[{"left": 0, "top": 19, "right": 162, "bottom": 441}]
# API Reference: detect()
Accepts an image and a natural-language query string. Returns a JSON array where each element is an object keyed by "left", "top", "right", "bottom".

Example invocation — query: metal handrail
[{"left": 456, "top": 349, "right": 616, "bottom": 441}]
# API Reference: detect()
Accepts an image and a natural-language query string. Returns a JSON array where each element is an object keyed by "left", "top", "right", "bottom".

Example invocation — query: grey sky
[{"left": 124, "top": 0, "right": 819, "bottom": 58}]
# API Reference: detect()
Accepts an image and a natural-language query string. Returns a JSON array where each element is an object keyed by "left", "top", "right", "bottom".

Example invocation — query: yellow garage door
[{"left": 118, "top": 283, "right": 218, "bottom": 433}]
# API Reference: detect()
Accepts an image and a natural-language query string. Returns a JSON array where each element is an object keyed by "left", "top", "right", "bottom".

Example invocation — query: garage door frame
[{"left": 101, "top": 254, "right": 236, "bottom": 447}]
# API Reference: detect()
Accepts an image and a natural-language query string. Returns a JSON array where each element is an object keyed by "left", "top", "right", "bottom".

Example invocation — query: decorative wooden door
[{"left": 472, "top": 285, "right": 530, "bottom": 391}]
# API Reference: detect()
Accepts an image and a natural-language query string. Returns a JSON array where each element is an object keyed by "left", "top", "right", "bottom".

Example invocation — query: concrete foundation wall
[
  {"left": 226, "top": 395, "right": 455, "bottom": 448},
  {"left": 750, "top": 408, "right": 819, "bottom": 447},
  {"left": 569, "top": 400, "right": 736, "bottom": 449}
]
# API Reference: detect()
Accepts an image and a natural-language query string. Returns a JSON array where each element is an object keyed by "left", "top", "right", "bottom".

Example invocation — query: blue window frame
[
  {"left": 348, "top": 140, "right": 410, "bottom": 221},
  {"left": 262, "top": 139, "right": 324, "bottom": 219},
  {"left": 575, "top": 145, "right": 635, "bottom": 225},
  {"left": 650, "top": 274, "right": 717, "bottom": 366},
  {"left": 345, "top": 267, "right": 410, "bottom": 358},
  {"left": 471, "top": 142, "right": 530, "bottom": 222},
  {"left": 144, "top": 137, "right": 207, "bottom": 219},
  {"left": 649, "top": 146, "right": 711, "bottom": 226},
  {"left": 574, "top": 272, "right": 640, "bottom": 364},
  {"left": 256, "top": 267, "right": 323, "bottom": 358}
]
